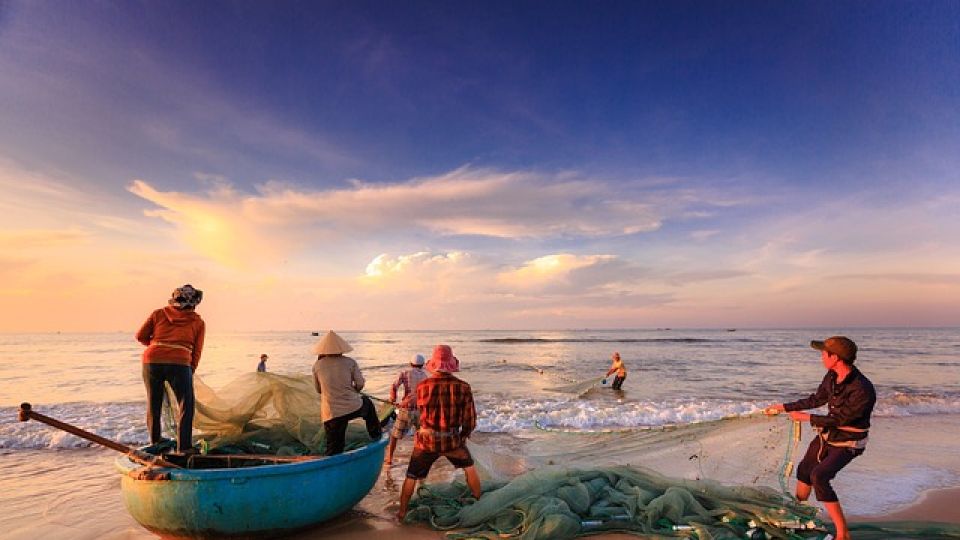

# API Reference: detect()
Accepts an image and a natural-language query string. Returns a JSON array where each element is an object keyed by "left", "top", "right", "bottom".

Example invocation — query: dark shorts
[
  {"left": 796, "top": 437, "right": 863, "bottom": 503},
  {"left": 405, "top": 445, "right": 474, "bottom": 480}
]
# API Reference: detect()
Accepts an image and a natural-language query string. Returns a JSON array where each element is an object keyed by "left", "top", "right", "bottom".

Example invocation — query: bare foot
[{"left": 396, "top": 511, "right": 406, "bottom": 522}]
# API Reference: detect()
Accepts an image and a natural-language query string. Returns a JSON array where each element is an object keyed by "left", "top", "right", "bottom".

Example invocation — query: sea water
[{"left": 1, "top": 328, "right": 959, "bottom": 538}]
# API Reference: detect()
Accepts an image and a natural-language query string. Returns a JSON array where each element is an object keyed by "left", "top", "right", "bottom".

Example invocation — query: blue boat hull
[{"left": 115, "top": 438, "right": 387, "bottom": 538}]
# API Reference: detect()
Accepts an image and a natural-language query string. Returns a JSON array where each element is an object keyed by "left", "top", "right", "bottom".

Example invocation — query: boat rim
[{"left": 115, "top": 436, "right": 388, "bottom": 480}]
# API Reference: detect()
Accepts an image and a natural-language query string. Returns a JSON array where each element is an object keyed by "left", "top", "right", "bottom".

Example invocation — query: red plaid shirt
[{"left": 414, "top": 373, "right": 476, "bottom": 453}]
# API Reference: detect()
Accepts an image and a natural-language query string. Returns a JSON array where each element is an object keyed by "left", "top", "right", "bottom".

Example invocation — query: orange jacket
[{"left": 136, "top": 306, "right": 205, "bottom": 370}]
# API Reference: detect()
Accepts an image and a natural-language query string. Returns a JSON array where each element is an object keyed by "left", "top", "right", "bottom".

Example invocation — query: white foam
[
  {"left": 3, "top": 390, "right": 960, "bottom": 449},
  {"left": 0, "top": 403, "right": 147, "bottom": 449},
  {"left": 476, "top": 397, "right": 763, "bottom": 432}
]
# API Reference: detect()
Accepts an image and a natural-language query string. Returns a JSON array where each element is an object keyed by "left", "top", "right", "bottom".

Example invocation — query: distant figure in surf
[
  {"left": 604, "top": 351, "right": 627, "bottom": 390},
  {"left": 764, "top": 336, "right": 875, "bottom": 540},
  {"left": 385, "top": 353, "right": 429, "bottom": 465},
  {"left": 135, "top": 284, "right": 205, "bottom": 453},
  {"left": 311, "top": 331, "right": 382, "bottom": 456},
  {"left": 397, "top": 344, "right": 481, "bottom": 521},
  {"left": 257, "top": 353, "right": 268, "bottom": 372}
]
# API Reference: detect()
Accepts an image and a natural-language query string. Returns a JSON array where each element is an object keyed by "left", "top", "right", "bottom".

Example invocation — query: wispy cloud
[{"left": 127, "top": 166, "right": 740, "bottom": 266}]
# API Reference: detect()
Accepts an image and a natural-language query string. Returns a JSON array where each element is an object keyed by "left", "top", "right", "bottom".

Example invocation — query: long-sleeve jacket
[
  {"left": 414, "top": 373, "right": 476, "bottom": 453},
  {"left": 784, "top": 367, "right": 876, "bottom": 444},
  {"left": 312, "top": 355, "right": 365, "bottom": 422},
  {"left": 136, "top": 306, "right": 205, "bottom": 370}
]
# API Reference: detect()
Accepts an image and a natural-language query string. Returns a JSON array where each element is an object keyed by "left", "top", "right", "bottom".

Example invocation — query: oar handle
[{"left": 18, "top": 402, "right": 181, "bottom": 469}]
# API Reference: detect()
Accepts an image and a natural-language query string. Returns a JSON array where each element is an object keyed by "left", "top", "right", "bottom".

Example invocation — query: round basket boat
[{"left": 115, "top": 438, "right": 387, "bottom": 538}]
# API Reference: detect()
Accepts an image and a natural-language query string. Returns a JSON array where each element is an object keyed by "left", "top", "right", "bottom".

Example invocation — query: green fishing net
[
  {"left": 405, "top": 464, "right": 960, "bottom": 539},
  {"left": 405, "top": 464, "right": 825, "bottom": 540},
  {"left": 165, "top": 372, "right": 390, "bottom": 455}
]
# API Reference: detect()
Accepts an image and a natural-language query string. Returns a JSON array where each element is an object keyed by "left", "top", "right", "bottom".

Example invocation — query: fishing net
[
  {"left": 406, "top": 374, "right": 960, "bottom": 540},
  {"left": 164, "top": 372, "right": 391, "bottom": 455},
  {"left": 545, "top": 376, "right": 606, "bottom": 396},
  {"left": 405, "top": 465, "right": 825, "bottom": 540},
  {"left": 405, "top": 465, "right": 960, "bottom": 539}
]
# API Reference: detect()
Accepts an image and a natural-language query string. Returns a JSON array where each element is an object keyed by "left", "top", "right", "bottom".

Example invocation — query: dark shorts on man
[
  {"left": 612, "top": 374, "right": 626, "bottom": 390},
  {"left": 796, "top": 436, "right": 864, "bottom": 503},
  {"left": 405, "top": 445, "right": 474, "bottom": 480}
]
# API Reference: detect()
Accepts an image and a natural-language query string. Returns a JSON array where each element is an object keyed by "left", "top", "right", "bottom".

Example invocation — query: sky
[{"left": 0, "top": 1, "right": 958, "bottom": 332}]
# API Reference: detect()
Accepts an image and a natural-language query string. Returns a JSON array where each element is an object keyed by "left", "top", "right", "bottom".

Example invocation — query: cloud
[
  {"left": 128, "top": 179, "right": 295, "bottom": 268},
  {"left": 128, "top": 166, "right": 741, "bottom": 266},
  {"left": 496, "top": 254, "right": 641, "bottom": 294}
]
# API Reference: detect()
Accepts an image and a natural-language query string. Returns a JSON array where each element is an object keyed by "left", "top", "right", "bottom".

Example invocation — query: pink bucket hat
[{"left": 426, "top": 344, "right": 459, "bottom": 373}]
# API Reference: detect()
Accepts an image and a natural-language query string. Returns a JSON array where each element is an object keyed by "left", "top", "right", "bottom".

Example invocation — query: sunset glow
[{"left": 1, "top": 2, "right": 958, "bottom": 332}]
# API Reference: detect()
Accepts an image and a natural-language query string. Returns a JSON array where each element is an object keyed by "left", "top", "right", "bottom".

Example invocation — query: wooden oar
[{"left": 18, "top": 402, "right": 182, "bottom": 469}]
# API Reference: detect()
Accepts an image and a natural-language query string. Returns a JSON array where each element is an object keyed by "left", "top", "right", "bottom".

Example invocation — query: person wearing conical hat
[
  {"left": 135, "top": 284, "right": 205, "bottom": 453},
  {"left": 311, "top": 331, "right": 382, "bottom": 456},
  {"left": 397, "top": 345, "right": 481, "bottom": 521},
  {"left": 385, "top": 353, "right": 429, "bottom": 465}
]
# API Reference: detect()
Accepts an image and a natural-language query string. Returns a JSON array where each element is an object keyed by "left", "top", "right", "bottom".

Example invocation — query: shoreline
[{"left": 855, "top": 486, "right": 960, "bottom": 524}]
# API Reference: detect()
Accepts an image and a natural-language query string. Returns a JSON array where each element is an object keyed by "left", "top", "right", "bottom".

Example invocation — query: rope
[
  {"left": 778, "top": 419, "right": 802, "bottom": 498},
  {"left": 361, "top": 392, "right": 395, "bottom": 406}
]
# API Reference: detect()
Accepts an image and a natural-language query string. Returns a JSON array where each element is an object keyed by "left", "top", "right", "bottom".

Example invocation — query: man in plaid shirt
[{"left": 397, "top": 344, "right": 481, "bottom": 520}]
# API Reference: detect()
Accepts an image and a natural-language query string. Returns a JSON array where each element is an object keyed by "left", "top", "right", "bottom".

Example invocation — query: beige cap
[{"left": 312, "top": 330, "right": 354, "bottom": 355}]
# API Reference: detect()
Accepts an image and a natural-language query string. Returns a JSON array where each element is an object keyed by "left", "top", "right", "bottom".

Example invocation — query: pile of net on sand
[
  {"left": 165, "top": 372, "right": 389, "bottom": 455},
  {"left": 405, "top": 464, "right": 824, "bottom": 539},
  {"left": 404, "top": 465, "right": 960, "bottom": 540}
]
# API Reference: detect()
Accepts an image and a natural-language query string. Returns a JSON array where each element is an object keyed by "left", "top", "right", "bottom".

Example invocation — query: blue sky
[{"left": 1, "top": 1, "right": 958, "bottom": 331}]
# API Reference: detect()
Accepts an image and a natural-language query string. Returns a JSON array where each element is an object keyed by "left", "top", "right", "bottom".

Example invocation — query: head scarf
[
  {"left": 411, "top": 354, "right": 426, "bottom": 367},
  {"left": 169, "top": 284, "right": 203, "bottom": 310}
]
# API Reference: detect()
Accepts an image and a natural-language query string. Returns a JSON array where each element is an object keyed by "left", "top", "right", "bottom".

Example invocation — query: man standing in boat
[
  {"left": 764, "top": 336, "right": 875, "bottom": 540},
  {"left": 397, "top": 344, "right": 482, "bottom": 521},
  {"left": 135, "top": 284, "right": 205, "bottom": 453},
  {"left": 385, "top": 353, "right": 429, "bottom": 465},
  {"left": 311, "top": 330, "right": 382, "bottom": 456}
]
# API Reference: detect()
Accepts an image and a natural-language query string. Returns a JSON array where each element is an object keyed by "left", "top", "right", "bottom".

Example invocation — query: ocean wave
[
  {"left": 477, "top": 391, "right": 960, "bottom": 433},
  {"left": 3, "top": 391, "right": 959, "bottom": 450},
  {"left": 0, "top": 402, "right": 147, "bottom": 450}
]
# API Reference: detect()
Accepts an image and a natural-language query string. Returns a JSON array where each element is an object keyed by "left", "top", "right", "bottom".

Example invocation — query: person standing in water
[
  {"left": 136, "top": 284, "right": 205, "bottom": 453},
  {"left": 257, "top": 353, "right": 268, "bottom": 372},
  {"left": 385, "top": 353, "right": 429, "bottom": 465},
  {"left": 764, "top": 336, "right": 875, "bottom": 540},
  {"left": 605, "top": 351, "right": 627, "bottom": 390}
]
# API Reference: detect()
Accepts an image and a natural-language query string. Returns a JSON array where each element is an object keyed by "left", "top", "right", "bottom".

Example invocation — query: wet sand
[{"left": 856, "top": 486, "right": 960, "bottom": 524}]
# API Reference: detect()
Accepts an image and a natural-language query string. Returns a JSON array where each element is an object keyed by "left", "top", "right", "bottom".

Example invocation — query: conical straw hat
[{"left": 312, "top": 330, "right": 353, "bottom": 355}]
